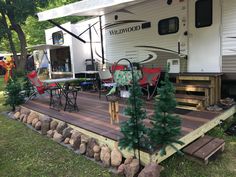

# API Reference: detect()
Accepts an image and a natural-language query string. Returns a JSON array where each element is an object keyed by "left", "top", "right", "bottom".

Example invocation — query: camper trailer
[
  {"left": 103, "top": 0, "right": 236, "bottom": 74},
  {"left": 38, "top": 0, "right": 236, "bottom": 97},
  {"left": 45, "top": 18, "right": 102, "bottom": 78}
]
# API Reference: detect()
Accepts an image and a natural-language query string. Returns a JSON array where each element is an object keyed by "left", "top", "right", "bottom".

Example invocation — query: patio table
[{"left": 42, "top": 78, "right": 79, "bottom": 110}]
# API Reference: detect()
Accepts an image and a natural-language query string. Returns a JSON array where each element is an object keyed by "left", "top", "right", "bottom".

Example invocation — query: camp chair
[
  {"left": 139, "top": 67, "right": 161, "bottom": 100},
  {"left": 26, "top": 70, "right": 57, "bottom": 102},
  {"left": 110, "top": 64, "right": 126, "bottom": 74},
  {"left": 98, "top": 69, "right": 117, "bottom": 99}
]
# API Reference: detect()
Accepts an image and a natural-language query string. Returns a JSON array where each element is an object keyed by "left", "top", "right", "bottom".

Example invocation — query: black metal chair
[{"left": 63, "top": 83, "right": 79, "bottom": 112}]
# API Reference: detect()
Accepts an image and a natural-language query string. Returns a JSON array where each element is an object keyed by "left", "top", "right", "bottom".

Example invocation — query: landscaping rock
[
  {"left": 27, "top": 112, "right": 39, "bottom": 124},
  {"left": 103, "top": 150, "right": 111, "bottom": 167},
  {"left": 32, "top": 118, "right": 39, "bottom": 127},
  {"left": 138, "top": 162, "right": 162, "bottom": 177},
  {"left": 124, "top": 159, "right": 140, "bottom": 177},
  {"left": 79, "top": 143, "right": 86, "bottom": 154},
  {"left": 69, "top": 131, "right": 81, "bottom": 149},
  {"left": 86, "top": 138, "right": 97, "bottom": 158},
  {"left": 35, "top": 121, "right": 41, "bottom": 130},
  {"left": 15, "top": 106, "right": 21, "bottom": 112},
  {"left": 39, "top": 115, "right": 51, "bottom": 135},
  {"left": 13, "top": 111, "right": 21, "bottom": 119},
  {"left": 100, "top": 145, "right": 109, "bottom": 161},
  {"left": 20, "top": 107, "right": 30, "bottom": 115},
  {"left": 62, "top": 127, "right": 73, "bottom": 139},
  {"left": 111, "top": 144, "right": 122, "bottom": 167},
  {"left": 56, "top": 122, "right": 67, "bottom": 134},
  {"left": 117, "top": 164, "right": 125, "bottom": 175},
  {"left": 19, "top": 114, "right": 27, "bottom": 122},
  {"left": 47, "top": 130, "right": 54, "bottom": 138},
  {"left": 50, "top": 120, "right": 58, "bottom": 130},
  {"left": 81, "top": 134, "right": 89, "bottom": 144},
  {"left": 53, "top": 131, "right": 63, "bottom": 143},
  {"left": 124, "top": 156, "right": 134, "bottom": 165},
  {"left": 23, "top": 117, "right": 27, "bottom": 123},
  {"left": 93, "top": 145, "right": 101, "bottom": 153},
  {"left": 64, "top": 137, "right": 70, "bottom": 144},
  {"left": 94, "top": 153, "right": 100, "bottom": 161}
]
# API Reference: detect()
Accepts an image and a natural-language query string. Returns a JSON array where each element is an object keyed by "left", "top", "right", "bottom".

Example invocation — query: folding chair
[
  {"left": 139, "top": 67, "right": 161, "bottom": 100},
  {"left": 110, "top": 64, "right": 126, "bottom": 74},
  {"left": 26, "top": 70, "right": 58, "bottom": 103},
  {"left": 98, "top": 69, "right": 117, "bottom": 99}
]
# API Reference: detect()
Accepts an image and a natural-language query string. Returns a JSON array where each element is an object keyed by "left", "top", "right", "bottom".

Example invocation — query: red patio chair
[
  {"left": 110, "top": 64, "right": 126, "bottom": 74},
  {"left": 139, "top": 67, "right": 161, "bottom": 100},
  {"left": 26, "top": 70, "right": 57, "bottom": 101}
]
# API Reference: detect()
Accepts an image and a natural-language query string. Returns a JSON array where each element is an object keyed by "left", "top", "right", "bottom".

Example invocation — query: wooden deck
[{"left": 22, "top": 91, "right": 236, "bottom": 164}]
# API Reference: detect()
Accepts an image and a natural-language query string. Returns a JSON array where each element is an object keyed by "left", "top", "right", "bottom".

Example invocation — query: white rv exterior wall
[
  {"left": 71, "top": 17, "right": 101, "bottom": 73},
  {"left": 222, "top": 0, "right": 236, "bottom": 73},
  {"left": 45, "top": 22, "right": 75, "bottom": 76},
  {"left": 103, "top": 0, "right": 187, "bottom": 67},
  {"left": 45, "top": 18, "right": 101, "bottom": 75}
]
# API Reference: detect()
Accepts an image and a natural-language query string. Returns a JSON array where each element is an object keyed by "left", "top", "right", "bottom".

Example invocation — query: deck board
[{"left": 23, "top": 91, "right": 221, "bottom": 151}]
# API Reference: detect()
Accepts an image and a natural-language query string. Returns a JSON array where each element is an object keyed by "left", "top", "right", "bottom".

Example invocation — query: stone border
[{"left": 8, "top": 106, "right": 162, "bottom": 177}]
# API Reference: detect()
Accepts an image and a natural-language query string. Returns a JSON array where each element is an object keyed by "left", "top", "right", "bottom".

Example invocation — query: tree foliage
[
  {"left": 148, "top": 66, "right": 183, "bottom": 156},
  {"left": 0, "top": 0, "right": 84, "bottom": 70},
  {"left": 4, "top": 70, "right": 24, "bottom": 111},
  {"left": 119, "top": 75, "right": 147, "bottom": 153}
]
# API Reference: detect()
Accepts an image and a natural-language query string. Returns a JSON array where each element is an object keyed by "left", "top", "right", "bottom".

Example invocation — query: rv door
[{"left": 187, "top": 0, "right": 221, "bottom": 72}]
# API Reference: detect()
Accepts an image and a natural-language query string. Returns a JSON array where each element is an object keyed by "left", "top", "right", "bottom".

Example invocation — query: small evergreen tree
[
  {"left": 148, "top": 66, "right": 183, "bottom": 155},
  {"left": 119, "top": 75, "right": 147, "bottom": 153},
  {"left": 22, "top": 73, "right": 34, "bottom": 97},
  {"left": 4, "top": 71, "right": 24, "bottom": 111}
]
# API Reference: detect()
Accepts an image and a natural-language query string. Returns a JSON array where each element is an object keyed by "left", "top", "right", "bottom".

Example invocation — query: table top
[
  {"left": 77, "top": 71, "right": 99, "bottom": 74},
  {"left": 42, "top": 78, "right": 79, "bottom": 84}
]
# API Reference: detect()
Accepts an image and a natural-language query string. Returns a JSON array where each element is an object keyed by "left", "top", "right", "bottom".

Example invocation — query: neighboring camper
[{"left": 45, "top": 18, "right": 101, "bottom": 78}]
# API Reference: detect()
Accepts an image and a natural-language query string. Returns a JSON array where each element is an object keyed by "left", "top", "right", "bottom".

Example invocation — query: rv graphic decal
[
  {"left": 105, "top": 20, "right": 147, "bottom": 29},
  {"left": 134, "top": 45, "right": 186, "bottom": 63}
]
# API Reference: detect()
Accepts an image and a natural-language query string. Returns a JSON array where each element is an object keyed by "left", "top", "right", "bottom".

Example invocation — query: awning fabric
[
  {"left": 37, "top": 0, "right": 147, "bottom": 21},
  {"left": 27, "top": 44, "right": 69, "bottom": 50}
]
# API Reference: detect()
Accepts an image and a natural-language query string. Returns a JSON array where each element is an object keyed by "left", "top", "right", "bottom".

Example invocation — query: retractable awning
[
  {"left": 37, "top": 0, "right": 147, "bottom": 21},
  {"left": 27, "top": 44, "right": 69, "bottom": 50}
]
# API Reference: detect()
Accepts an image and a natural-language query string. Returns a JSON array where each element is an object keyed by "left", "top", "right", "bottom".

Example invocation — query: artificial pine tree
[
  {"left": 148, "top": 66, "right": 183, "bottom": 155},
  {"left": 119, "top": 75, "right": 147, "bottom": 153},
  {"left": 22, "top": 73, "right": 34, "bottom": 97},
  {"left": 4, "top": 71, "right": 24, "bottom": 111}
]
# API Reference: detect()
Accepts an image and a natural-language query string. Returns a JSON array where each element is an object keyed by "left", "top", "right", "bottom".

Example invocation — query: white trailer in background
[{"left": 44, "top": 18, "right": 101, "bottom": 78}]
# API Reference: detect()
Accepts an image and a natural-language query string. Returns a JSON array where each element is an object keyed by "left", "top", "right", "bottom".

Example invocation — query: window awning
[
  {"left": 27, "top": 44, "right": 69, "bottom": 50},
  {"left": 37, "top": 0, "right": 147, "bottom": 21}
]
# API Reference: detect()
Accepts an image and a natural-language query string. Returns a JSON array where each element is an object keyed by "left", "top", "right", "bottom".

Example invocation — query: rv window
[
  {"left": 52, "top": 31, "right": 64, "bottom": 45},
  {"left": 158, "top": 17, "right": 179, "bottom": 35},
  {"left": 195, "top": 0, "right": 212, "bottom": 28}
]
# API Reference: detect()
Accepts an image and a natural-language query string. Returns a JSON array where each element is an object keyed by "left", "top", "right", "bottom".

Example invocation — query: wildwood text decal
[{"left": 108, "top": 25, "right": 141, "bottom": 36}]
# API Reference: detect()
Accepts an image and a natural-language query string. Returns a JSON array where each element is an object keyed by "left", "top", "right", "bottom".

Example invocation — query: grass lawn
[
  {"left": 0, "top": 114, "right": 118, "bottom": 177},
  {"left": 0, "top": 76, "right": 236, "bottom": 176},
  {"left": 160, "top": 125, "right": 236, "bottom": 177}
]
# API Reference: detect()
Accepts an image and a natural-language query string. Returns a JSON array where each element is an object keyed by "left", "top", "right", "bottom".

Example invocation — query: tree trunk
[
  {"left": 7, "top": 14, "right": 27, "bottom": 71},
  {"left": 11, "top": 23, "right": 27, "bottom": 71},
  {"left": 0, "top": 11, "right": 17, "bottom": 61}
]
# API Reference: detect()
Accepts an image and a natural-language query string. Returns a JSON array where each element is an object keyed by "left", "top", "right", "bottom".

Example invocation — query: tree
[
  {"left": 148, "top": 66, "right": 183, "bottom": 156},
  {"left": 4, "top": 70, "right": 24, "bottom": 111},
  {"left": 0, "top": 0, "right": 49, "bottom": 70},
  {"left": 119, "top": 75, "right": 147, "bottom": 155}
]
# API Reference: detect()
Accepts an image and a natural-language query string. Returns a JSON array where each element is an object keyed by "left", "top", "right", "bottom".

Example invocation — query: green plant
[
  {"left": 4, "top": 70, "right": 24, "bottom": 111},
  {"left": 119, "top": 75, "right": 148, "bottom": 153},
  {"left": 22, "top": 73, "right": 34, "bottom": 97},
  {"left": 148, "top": 66, "right": 183, "bottom": 156}
]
